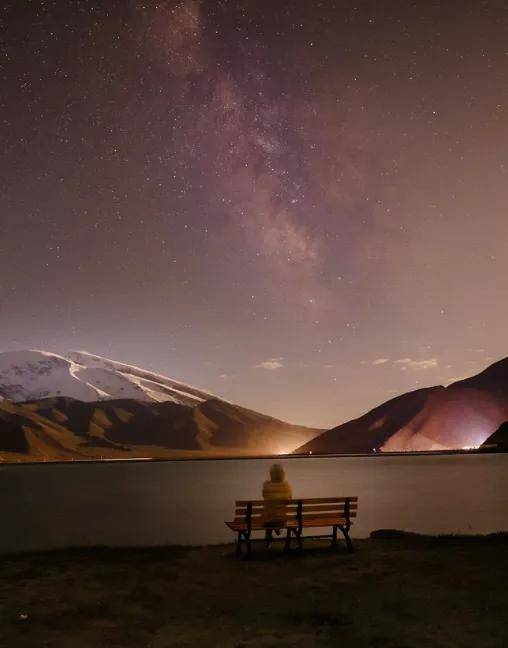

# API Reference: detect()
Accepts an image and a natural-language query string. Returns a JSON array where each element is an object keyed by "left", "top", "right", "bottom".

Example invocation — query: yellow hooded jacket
[{"left": 262, "top": 464, "right": 292, "bottom": 525}]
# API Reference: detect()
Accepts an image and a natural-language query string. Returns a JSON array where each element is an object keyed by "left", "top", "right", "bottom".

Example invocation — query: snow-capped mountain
[
  {"left": 0, "top": 349, "right": 319, "bottom": 462},
  {"left": 0, "top": 350, "right": 214, "bottom": 406}
]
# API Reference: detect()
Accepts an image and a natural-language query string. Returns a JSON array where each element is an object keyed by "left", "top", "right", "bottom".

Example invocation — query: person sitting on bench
[{"left": 262, "top": 463, "right": 292, "bottom": 542}]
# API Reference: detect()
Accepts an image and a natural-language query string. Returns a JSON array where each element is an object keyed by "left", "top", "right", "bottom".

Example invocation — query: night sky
[{"left": 1, "top": 1, "right": 507, "bottom": 428}]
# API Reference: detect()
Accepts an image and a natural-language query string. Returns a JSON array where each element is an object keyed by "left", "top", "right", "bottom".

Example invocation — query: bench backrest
[{"left": 233, "top": 497, "right": 358, "bottom": 528}]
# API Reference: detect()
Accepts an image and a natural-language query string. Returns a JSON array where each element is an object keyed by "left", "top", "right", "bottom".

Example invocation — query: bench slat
[
  {"left": 234, "top": 503, "right": 357, "bottom": 515},
  {"left": 297, "top": 514, "right": 353, "bottom": 523},
  {"left": 235, "top": 497, "right": 358, "bottom": 507},
  {"left": 226, "top": 518, "right": 354, "bottom": 532},
  {"left": 234, "top": 507, "right": 357, "bottom": 519},
  {"left": 234, "top": 506, "right": 290, "bottom": 514},
  {"left": 299, "top": 517, "right": 351, "bottom": 527},
  {"left": 300, "top": 497, "right": 358, "bottom": 504},
  {"left": 232, "top": 510, "right": 357, "bottom": 524},
  {"left": 300, "top": 503, "right": 358, "bottom": 513},
  {"left": 235, "top": 500, "right": 293, "bottom": 507},
  {"left": 302, "top": 510, "right": 357, "bottom": 519}
]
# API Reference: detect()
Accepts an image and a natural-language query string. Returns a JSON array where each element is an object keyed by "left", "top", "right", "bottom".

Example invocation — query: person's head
[{"left": 269, "top": 463, "right": 286, "bottom": 483}]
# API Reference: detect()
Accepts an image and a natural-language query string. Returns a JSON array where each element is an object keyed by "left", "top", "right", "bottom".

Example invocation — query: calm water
[{"left": 0, "top": 452, "right": 506, "bottom": 552}]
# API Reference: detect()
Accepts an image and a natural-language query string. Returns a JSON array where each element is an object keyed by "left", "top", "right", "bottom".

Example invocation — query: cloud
[
  {"left": 395, "top": 357, "right": 438, "bottom": 370},
  {"left": 255, "top": 357, "right": 284, "bottom": 370},
  {"left": 409, "top": 358, "right": 438, "bottom": 370},
  {"left": 369, "top": 357, "right": 439, "bottom": 370}
]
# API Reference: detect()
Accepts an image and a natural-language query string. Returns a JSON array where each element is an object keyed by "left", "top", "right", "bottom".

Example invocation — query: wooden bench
[{"left": 226, "top": 497, "right": 358, "bottom": 556}]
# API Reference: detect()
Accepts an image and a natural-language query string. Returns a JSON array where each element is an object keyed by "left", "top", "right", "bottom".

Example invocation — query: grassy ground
[{"left": 0, "top": 534, "right": 507, "bottom": 647}]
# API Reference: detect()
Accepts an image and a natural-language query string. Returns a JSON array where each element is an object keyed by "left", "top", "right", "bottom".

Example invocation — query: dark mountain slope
[
  {"left": 296, "top": 358, "right": 508, "bottom": 454},
  {"left": 481, "top": 421, "right": 508, "bottom": 450},
  {"left": 296, "top": 387, "right": 440, "bottom": 454}
]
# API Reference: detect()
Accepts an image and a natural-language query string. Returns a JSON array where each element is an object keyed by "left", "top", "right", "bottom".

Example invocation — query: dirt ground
[{"left": 0, "top": 533, "right": 506, "bottom": 648}]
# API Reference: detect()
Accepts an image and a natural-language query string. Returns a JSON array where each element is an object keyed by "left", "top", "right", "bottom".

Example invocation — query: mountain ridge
[
  {"left": 1, "top": 350, "right": 507, "bottom": 461},
  {"left": 295, "top": 357, "right": 508, "bottom": 454}
]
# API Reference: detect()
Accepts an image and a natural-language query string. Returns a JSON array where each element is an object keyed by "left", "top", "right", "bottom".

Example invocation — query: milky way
[{"left": 1, "top": 1, "right": 507, "bottom": 427}]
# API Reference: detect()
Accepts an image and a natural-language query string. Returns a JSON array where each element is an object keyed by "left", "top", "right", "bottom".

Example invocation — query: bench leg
[
  {"left": 296, "top": 528, "right": 303, "bottom": 550},
  {"left": 245, "top": 531, "right": 252, "bottom": 558},
  {"left": 284, "top": 528, "right": 292, "bottom": 552},
  {"left": 235, "top": 531, "right": 252, "bottom": 557},
  {"left": 331, "top": 525, "right": 338, "bottom": 549},
  {"left": 235, "top": 531, "right": 243, "bottom": 557},
  {"left": 339, "top": 524, "right": 354, "bottom": 553}
]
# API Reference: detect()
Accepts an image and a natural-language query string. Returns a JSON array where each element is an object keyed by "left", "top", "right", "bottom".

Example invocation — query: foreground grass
[{"left": 0, "top": 534, "right": 507, "bottom": 647}]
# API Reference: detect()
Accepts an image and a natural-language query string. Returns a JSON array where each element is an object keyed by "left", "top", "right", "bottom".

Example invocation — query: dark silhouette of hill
[{"left": 481, "top": 421, "right": 508, "bottom": 450}]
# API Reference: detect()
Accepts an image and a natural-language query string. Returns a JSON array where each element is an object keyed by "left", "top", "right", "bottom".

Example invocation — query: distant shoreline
[{"left": 0, "top": 447, "right": 504, "bottom": 467}]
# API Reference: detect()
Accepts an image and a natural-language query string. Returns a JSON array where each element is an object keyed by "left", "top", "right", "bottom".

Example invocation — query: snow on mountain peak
[{"left": 0, "top": 349, "right": 213, "bottom": 406}]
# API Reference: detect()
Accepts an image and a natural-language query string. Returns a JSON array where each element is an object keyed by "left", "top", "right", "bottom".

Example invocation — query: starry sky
[{"left": 1, "top": 0, "right": 507, "bottom": 428}]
